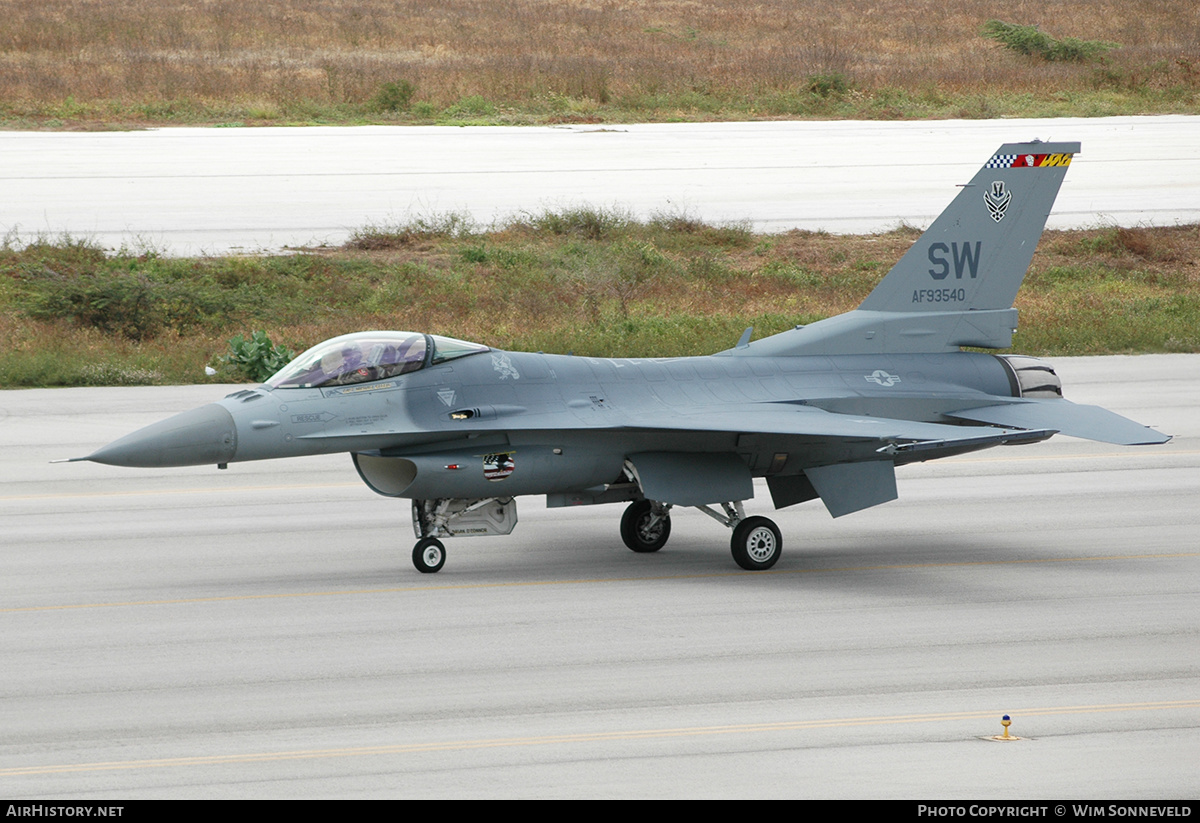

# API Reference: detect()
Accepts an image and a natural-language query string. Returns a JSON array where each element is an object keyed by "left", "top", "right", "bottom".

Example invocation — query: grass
[
  {"left": 0, "top": 0, "right": 1197, "bottom": 129},
  {"left": 2, "top": 214, "right": 1197, "bottom": 387}
]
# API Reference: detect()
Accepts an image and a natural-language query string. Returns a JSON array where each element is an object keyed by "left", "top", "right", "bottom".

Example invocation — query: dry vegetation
[
  {"left": 2, "top": 0, "right": 1198, "bottom": 126},
  {"left": 3, "top": 2, "right": 1196, "bottom": 383},
  {"left": 3, "top": 216, "right": 1197, "bottom": 386}
]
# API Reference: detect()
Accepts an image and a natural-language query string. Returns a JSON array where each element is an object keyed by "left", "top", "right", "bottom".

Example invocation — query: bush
[
  {"left": 517, "top": 207, "right": 632, "bottom": 240},
  {"left": 15, "top": 265, "right": 242, "bottom": 340},
  {"left": 220, "top": 331, "right": 295, "bottom": 383},
  {"left": 346, "top": 212, "right": 478, "bottom": 249},
  {"left": 981, "top": 21, "right": 1119, "bottom": 63},
  {"left": 372, "top": 80, "right": 416, "bottom": 112},
  {"left": 807, "top": 73, "right": 850, "bottom": 97},
  {"left": 443, "top": 96, "right": 496, "bottom": 118}
]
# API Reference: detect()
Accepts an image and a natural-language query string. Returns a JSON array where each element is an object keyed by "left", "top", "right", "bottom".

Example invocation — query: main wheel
[
  {"left": 413, "top": 537, "right": 446, "bottom": 573},
  {"left": 620, "top": 500, "right": 671, "bottom": 553},
  {"left": 730, "top": 516, "right": 782, "bottom": 570}
]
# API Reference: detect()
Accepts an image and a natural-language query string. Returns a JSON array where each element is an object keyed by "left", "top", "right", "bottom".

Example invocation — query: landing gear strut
[{"left": 408, "top": 497, "right": 518, "bottom": 573}]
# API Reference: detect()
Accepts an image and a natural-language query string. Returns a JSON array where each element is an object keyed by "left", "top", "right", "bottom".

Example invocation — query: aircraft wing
[
  {"left": 411, "top": 403, "right": 1053, "bottom": 517},
  {"left": 590, "top": 405, "right": 1054, "bottom": 516},
  {"left": 398, "top": 401, "right": 1056, "bottom": 452},
  {"left": 945, "top": 399, "right": 1170, "bottom": 445},
  {"left": 609, "top": 403, "right": 1039, "bottom": 445}
]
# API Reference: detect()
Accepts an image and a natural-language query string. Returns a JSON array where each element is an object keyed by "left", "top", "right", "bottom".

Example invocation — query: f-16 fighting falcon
[{"left": 68, "top": 141, "right": 1169, "bottom": 573}]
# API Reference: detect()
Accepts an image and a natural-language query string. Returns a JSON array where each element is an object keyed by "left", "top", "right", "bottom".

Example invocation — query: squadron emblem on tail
[{"left": 985, "top": 180, "right": 1012, "bottom": 222}]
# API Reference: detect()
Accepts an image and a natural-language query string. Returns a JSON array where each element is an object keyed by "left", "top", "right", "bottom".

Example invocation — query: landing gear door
[
  {"left": 626, "top": 452, "right": 753, "bottom": 507},
  {"left": 412, "top": 498, "right": 518, "bottom": 539}
]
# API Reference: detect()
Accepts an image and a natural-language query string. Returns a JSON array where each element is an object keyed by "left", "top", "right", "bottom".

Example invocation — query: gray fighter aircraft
[{"left": 70, "top": 141, "right": 1168, "bottom": 573}]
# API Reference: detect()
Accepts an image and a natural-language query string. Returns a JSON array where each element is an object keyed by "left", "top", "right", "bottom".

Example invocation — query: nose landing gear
[{"left": 412, "top": 537, "right": 446, "bottom": 573}]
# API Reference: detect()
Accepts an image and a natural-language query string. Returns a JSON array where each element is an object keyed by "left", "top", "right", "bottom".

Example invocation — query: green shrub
[
  {"left": 347, "top": 212, "right": 478, "bottom": 249},
  {"left": 372, "top": 80, "right": 416, "bottom": 112},
  {"left": 460, "top": 245, "right": 489, "bottom": 264},
  {"left": 517, "top": 207, "right": 632, "bottom": 240},
  {"left": 220, "top": 331, "right": 295, "bottom": 383},
  {"left": 409, "top": 101, "right": 437, "bottom": 118},
  {"left": 981, "top": 20, "right": 1119, "bottom": 63},
  {"left": 808, "top": 73, "right": 850, "bottom": 97},
  {"left": 15, "top": 266, "right": 242, "bottom": 340},
  {"left": 443, "top": 96, "right": 496, "bottom": 118}
]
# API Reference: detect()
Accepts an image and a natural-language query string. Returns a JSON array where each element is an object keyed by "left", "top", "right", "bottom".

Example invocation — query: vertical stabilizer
[
  {"left": 735, "top": 142, "right": 1079, "bottom": 357},
  {"left": 859, "top": 141, "right": 1078, "bottom": 314}
]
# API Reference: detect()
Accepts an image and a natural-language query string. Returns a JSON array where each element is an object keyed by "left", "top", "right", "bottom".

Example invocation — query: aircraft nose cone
[{"left": 86, "top": 403, "right": 238, "bottom": 467}]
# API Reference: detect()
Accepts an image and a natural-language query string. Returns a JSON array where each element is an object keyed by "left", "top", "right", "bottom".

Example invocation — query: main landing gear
[
  {"left": 619, "top": 499, "right": 783, "bottom": 570},
  {"left": 620, "top": 500, "right": 672, "bottom": 553}
]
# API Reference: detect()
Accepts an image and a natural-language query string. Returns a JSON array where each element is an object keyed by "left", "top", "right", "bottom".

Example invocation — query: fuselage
[{"left": 85, "top": 342, "right": 1027, "bottom": 505}]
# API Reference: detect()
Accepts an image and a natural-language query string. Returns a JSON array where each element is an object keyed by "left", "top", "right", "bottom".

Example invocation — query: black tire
[
  {"left": 730, "top": 516, "right": 782, "bottom": 570},
  {"left": 620, "top": 500, "right": 671, "bottom": 553},
  {"left": 413, "top": 537, "right": 446, "bottom": 573}
]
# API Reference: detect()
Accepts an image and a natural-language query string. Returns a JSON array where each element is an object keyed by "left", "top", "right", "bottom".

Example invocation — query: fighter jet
[{"left": 69, "top": 141, "right": 1168, "bottom": 573}]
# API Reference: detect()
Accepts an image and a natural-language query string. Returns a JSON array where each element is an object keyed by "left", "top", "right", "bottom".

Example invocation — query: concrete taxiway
[
  {"left": 1, "top": 355, "right": 1197, "bottom": 797},
  {"left": 3, "top": 116, "right": 1199, "bottom": 255}
]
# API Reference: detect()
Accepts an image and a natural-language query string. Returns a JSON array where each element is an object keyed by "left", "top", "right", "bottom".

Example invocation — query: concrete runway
[
  {"left": 3, "top": 116, "right": 1199, "bottom": 255},
  {"left": 1, "top": 355, "right": 1197, "bottom": 797}
]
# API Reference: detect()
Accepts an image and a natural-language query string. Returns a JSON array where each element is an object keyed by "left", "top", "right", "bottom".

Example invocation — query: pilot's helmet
[{"left": 319, "top": 349, "right": 345, "bottom": 376}]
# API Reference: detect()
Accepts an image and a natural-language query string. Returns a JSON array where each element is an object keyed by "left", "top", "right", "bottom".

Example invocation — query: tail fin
[
  {"left": 860, "top": 141, "right": 1078, "bottom": 314},
  {"left": 739, "top": 141, "right": 1079, "bottom": 357}
]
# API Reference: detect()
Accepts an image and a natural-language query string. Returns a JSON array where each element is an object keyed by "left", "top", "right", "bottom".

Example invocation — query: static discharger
[{"left": 989, "top": 714, "right": 1022, "bottom": 741}]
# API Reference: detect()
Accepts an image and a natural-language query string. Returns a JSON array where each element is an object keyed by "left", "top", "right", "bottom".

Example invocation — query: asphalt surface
[
  {"left": 1, "top": 355, "right": 1197, "bottom": 797},
  {"left": 3, "top": 116, "right": 1200, "bottom": 255}
]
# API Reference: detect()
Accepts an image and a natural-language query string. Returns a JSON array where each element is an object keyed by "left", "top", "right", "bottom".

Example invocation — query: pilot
[
  {"left": 336, "top": 343, "right": 373, "bottom": 384},
  {"left": 318, "top": 349, "right": 346, "bottom": 382}
]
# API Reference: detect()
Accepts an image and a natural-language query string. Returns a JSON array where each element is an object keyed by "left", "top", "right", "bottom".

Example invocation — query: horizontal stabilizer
[{"left": 947, "top": 400, "right": 1169, "bottom": 446}]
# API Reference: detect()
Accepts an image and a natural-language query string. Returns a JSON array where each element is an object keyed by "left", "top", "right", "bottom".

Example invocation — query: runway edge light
[{"left": 989, "top": 713, "right": 1022, "bottom": 741}]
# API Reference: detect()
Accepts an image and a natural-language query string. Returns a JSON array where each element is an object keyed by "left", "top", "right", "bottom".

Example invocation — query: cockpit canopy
[{"left": 265, "top": 331, "right": 488, "bottom": 389}]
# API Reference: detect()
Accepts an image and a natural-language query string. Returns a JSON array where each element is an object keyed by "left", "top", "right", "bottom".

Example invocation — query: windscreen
[{"left": 266, "top": 332, "right": 428, "bottom": 388}]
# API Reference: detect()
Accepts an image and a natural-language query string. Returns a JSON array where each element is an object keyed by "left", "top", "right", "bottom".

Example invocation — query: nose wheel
[{"left": 412, "top": 538, "right": 446, "bottom": 573}]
